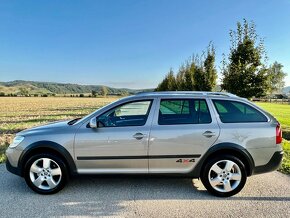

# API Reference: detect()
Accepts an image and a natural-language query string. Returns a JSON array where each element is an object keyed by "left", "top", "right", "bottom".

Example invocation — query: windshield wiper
[{"left": 67, "top": 118, "right": 81, "bottom": 125}]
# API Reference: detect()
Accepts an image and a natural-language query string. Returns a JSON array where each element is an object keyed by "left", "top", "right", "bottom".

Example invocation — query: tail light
[{"left": 276, "top": 123, "right": 282, "bottom": 144}]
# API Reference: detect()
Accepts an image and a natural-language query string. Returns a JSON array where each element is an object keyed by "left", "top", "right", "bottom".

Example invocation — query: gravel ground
[{"left": 0, "top": 164, "right": 289, "bottom": 218}]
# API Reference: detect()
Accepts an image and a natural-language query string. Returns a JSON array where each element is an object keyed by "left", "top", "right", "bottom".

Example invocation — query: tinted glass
[
  {"left": 158, "top": 99, "right": 211, "bottom": 125},
  {"left": 212, "top": 100, "right": 268, "bottom": 123},
  {"left": 98, "top": 101, "right": 152, "bottom": 127}
]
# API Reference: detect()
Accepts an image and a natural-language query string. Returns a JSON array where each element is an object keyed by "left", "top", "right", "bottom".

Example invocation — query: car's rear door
[{"left": 148, "top": 97, "right": 220, "bottom": 173}]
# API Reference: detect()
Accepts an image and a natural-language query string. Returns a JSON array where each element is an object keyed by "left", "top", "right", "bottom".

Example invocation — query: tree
[
  {"left": 100, "top": 86, "right": 108, "bottom": 97},
  {"left": 221, "top": 19, "right": 269, "bottom": 98},
  {"left": 156, "top": 69, "right": 177, "bottom": 91},
  {"left": 203, "top": 44, "right": 218, "bottom": 91},
  {"left": 156, "top": 77, "right": 169, "bottom": 91},
  {"left": 19, "top": 87, "right": 29, "bottom": 96},
  {"left": 193, "top": 65, "right": 205, "bottom": 91},
  {"left": 166, "top": 69, "right": 177, "bottom": 91},
  {"left": 91, "top": 90, "right": 97, "bottom": 97},
  {"left": 183, "top": 62, "right": 195, "bottom": 91},
  {"left": 175, "top": 65, "right": 186, "bottom": 90},
  {"left": 156, "top": 43, "right": 217, "bottom": 92},
  {"left": 267, "top": 61, "right": 287, "bottom": 94}
]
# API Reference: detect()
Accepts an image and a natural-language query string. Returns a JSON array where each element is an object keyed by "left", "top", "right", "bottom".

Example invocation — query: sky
[{"left": 0, "top": 0, "right": 290, "bottom": 89}]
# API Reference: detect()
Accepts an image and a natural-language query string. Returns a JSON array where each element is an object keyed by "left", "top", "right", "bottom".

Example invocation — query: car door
[
  {"left": 148, "top": 97, "right": 220, "bottom": 173},
  {"left": 74, "top": 99, "right": 156, "bottom": 174}
]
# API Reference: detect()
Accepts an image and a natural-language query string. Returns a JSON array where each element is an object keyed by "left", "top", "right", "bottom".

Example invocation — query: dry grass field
[{"left": 0, "top": 97, "right": 118, "bottom": 162}]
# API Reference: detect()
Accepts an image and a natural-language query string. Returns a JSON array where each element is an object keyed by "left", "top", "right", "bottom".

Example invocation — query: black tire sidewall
[
  {"left": 201, "top": 154, "right": 247, "bottom": 197},
  {"left": 24, "top": 153, "right": 67, "bottom": 194}
]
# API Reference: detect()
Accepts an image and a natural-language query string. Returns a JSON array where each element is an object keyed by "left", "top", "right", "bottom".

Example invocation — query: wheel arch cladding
[
  {"left": 18, "top": 141, "right": 77, "bottom": 177},
  {"left": 192, "top": 142, "right": 255, "bottom": 177}
]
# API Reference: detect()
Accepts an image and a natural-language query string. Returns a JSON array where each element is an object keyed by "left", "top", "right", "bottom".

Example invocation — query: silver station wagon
[{"left": 6, "top": 92, "right": 283, "bottom": 197}]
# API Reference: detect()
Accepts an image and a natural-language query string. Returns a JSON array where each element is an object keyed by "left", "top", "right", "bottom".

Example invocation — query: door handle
[
  {"left": 202, "top": 131, "right": 215, "bottom": 138},
  {"left": 133, "top": 133, "right": 146, "bottom": 140}
]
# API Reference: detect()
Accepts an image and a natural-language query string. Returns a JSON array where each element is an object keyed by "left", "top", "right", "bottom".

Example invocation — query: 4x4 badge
[{"left": 176, "top": 159, "right": 195, "bottom": 163}]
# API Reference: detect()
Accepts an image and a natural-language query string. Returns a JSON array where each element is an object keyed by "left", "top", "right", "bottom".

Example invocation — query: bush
[
  {"left": 283, "top": 131, "right": 290, "bottom": 141},
  {"left": 79, "top": 94, "right": 84, "bottom": 97},
  {"left": 279, "top": 140, "right": 290, "bottom": 174}
]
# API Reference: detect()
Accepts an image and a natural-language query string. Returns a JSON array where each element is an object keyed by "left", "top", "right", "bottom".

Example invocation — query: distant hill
[{"left": 0, "top": 80, "right": 154, "bottom": 96}]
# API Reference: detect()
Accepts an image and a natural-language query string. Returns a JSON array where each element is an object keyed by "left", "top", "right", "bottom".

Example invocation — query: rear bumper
[
  {"left": 252, "top": 151, "right": 283, "bottom": 175},
  {"left": 6, "top": 158, "right": 22, "bottom": 177}
]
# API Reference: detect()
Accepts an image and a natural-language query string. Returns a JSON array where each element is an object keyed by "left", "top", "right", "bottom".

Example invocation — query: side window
[
  {"left": 158, "top": 99, "right": 211, "bottom": 125},
  {"left": 212, "top": 100, "right": 268, "bottom": 123},
  {"left": 97, "top": 100, "right": 152, "bottom": 127}
]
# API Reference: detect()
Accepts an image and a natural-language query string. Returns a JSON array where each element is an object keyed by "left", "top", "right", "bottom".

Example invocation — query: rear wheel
[
  {"left": 24, "top": 153, "right": 67, "bottom": 194},
  {"left": 201, "top": 155, "right": 247, "bottom": 197}
]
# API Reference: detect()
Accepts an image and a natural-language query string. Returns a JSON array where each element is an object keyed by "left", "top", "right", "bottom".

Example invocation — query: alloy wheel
[
  {"left": 208, "top": 160, "right": 242, "bottom": 193},
  {"left": 29, "top": 158, "right": 62, "bottom": 190}
]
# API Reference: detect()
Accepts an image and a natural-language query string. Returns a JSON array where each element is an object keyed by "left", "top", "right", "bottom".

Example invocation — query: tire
[
  {"left": 24, "top": 153, "right": 68, "bottom": 194},
  {"left": 201, "top": 154, "right": 247, "bottom": 197}
]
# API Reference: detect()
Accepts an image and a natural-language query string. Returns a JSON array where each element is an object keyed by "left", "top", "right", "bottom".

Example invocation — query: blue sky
[{"left": 0, "top": 0, "right": 289, "bottom": 89}]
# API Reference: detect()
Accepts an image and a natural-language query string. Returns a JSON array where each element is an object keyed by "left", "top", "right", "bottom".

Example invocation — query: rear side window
[
  {"left": 158, "top": 99, "right": 212, "bottom": 125},
  {"left": 212, "top": 100, "right": 268, "bottom": 123}
]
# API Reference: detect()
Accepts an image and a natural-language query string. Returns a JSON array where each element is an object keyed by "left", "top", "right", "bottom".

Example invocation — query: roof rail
[{"left": 135, "top": 91, "right": 238, "bottom": 98}]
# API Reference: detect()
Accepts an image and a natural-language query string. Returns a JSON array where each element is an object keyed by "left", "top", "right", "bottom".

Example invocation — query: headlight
[{"left": 9, "top": 136, "right": 25, "bottom": 148}]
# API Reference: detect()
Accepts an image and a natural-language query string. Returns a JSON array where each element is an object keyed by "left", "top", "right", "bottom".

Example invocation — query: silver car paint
[
  {"left": 74, "top": 98, "right": 158, "bottom": 174},
  {"left": 208, "top": 97, "right": 281, "bottom": 166},
  {"left": 148, "top": 97, "right": 220, "bottom": 174},
  {"left": 6, "top": 93, "right": 282, "bottom": 175}
]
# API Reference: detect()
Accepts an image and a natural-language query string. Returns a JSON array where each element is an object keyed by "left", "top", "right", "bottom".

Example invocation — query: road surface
[{"left": 0, "top": 164, "right": 289, "bottom": 217}]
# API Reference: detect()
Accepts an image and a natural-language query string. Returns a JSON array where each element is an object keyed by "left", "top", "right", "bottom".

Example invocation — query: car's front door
[
  {"left": 74, "top": 99, "right": 156, "bottom": 174},
  {"left": 148, "top": 97, "right": 220, "bottom": 173}
]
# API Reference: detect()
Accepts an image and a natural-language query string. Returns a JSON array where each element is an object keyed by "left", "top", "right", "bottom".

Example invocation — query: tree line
[
  {"left": 156, "top": 43, "right": 217, "bottom": 92},
  {"left": 156, "top": 19, "right": 287, "bottom": 99}
]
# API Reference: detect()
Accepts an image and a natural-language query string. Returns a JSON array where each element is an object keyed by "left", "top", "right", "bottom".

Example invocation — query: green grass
[
  {"left": 280, "top": 140, "right": 290, "bottom": 174},
  {"left": 256, "top": 102, "right": 290, "bottom": 139},
  {"left": 255, "top": 102, "right": 290, "bottom": 174}
]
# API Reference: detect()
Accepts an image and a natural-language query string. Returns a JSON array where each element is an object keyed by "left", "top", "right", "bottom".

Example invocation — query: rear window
[
  {"left": 212, "top": 100, "right": 268, "bottom": 123},
  {"left": 158, "top": 99, "right": 212, "bottom": 125}
]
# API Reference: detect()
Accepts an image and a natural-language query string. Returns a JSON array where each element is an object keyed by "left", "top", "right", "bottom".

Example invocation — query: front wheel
[
  {"left": 24, "top": 153, "right": 67, "bottom": 194},
  {"left": 201, "top": 155, "right": 247, "bottom": 197}
]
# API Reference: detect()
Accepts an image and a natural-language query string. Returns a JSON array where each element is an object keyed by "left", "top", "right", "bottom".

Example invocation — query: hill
[{"left": 0, "top": 80, "right": 153, "bottom": 96}]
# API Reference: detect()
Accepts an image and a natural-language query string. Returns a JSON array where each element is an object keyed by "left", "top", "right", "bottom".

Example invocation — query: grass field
[
  {"left": 256, "top": 102, "right": 290, "bottom": 174},
  {"left": 256, "top": 102, "right": 290, "bottom": 139},
  {"left": 0, "top": 97, "right": 118, "bottom": 162},
  {"left": 0, "top": 98, "right": 289, "bottom": 174}
]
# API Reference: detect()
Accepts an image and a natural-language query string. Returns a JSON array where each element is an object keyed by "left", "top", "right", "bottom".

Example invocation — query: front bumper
[
  {"left": 5, "top": 147, "right": 23, "bottom": 177},
  {"left": 6, "top": 158, "right": 22, "bottom": 176},
  {"left": 252, "top": 150, "right": 284, "bottom": 175}
]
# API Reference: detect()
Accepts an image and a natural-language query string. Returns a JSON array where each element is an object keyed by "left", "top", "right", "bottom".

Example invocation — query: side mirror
[{"left": 89, "top": 117, "right": 97, "bottom": 128}]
